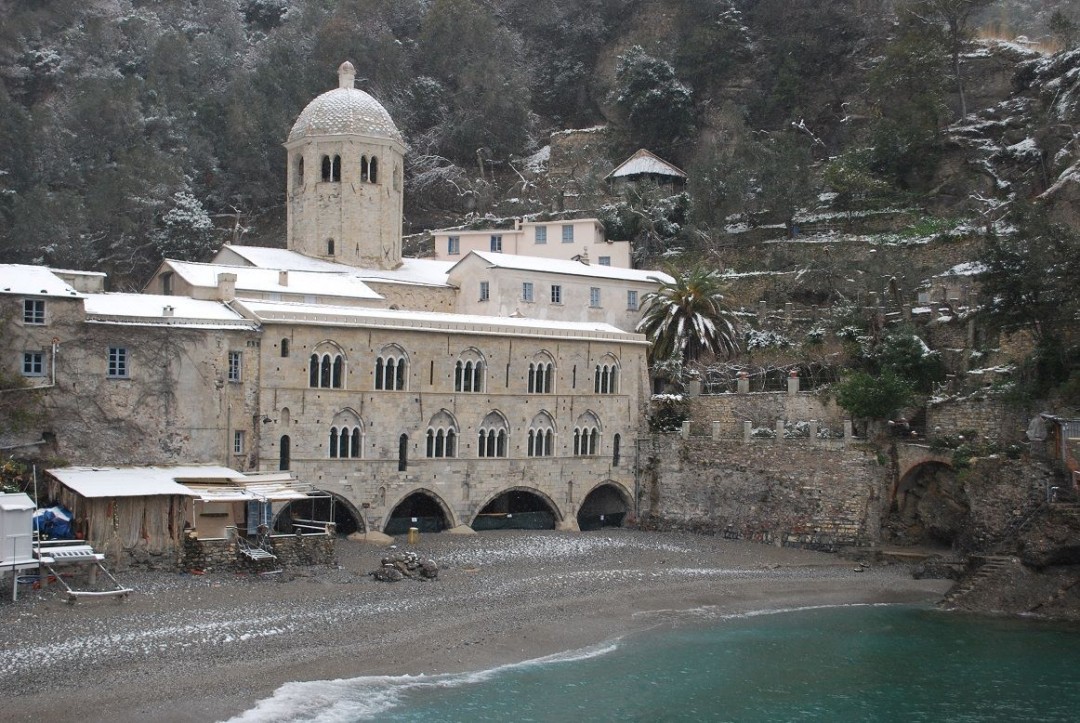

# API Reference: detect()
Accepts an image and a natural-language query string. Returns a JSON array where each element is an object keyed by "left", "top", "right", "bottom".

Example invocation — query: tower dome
[{"left": 287, "top": 62, "right": 403, "bottom": 145}]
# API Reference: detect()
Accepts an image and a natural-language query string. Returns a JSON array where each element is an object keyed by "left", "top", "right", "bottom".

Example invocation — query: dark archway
[
  {"left": 273, "top": 491, "right": 364, "bottom": 536},
  {"left": 885, "top": 461, "right": 966, "bottom": 547},
  {"left": 384, "top": 490, "right": 451, "bottom": 535},
  {"left": 578, "top": 482, "right": 631, "bottom": 531},
  {"left": 472, "top": 488, "right": 559, "bottom": 531}
]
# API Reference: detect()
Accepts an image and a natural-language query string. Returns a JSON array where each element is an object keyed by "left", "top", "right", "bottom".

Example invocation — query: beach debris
[{"left": 370, "top": 552, "right": 439, "bottom": 582}]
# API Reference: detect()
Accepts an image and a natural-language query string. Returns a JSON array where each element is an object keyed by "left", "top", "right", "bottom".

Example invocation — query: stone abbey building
[{"left": 2, "top": 63, "right": 663, "bottom": 537}]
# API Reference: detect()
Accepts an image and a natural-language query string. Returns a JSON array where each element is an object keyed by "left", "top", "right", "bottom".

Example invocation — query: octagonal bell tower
[{"left": 285, "top": 62, "right": 405, "bottom": 269}]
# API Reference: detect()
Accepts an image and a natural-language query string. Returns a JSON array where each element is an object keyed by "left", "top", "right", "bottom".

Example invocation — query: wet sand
[{"left": 0, "top": 530, "right": 951, "bottom": 721}]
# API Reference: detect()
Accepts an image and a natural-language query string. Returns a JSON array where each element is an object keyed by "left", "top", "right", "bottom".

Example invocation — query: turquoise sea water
[{"left": 232, "top": 605, "right": 1080, "bottom": 722}]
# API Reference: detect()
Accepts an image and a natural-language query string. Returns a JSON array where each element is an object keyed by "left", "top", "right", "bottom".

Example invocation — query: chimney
[
  {"left": 162, "top": 305, "right": 174, "bottom": 318},
  {"left": 216, "top": 272, "right": 237, "bottom": 301},
  {"left": 279, "top": 270, "right": 289, "bottom": 287}
]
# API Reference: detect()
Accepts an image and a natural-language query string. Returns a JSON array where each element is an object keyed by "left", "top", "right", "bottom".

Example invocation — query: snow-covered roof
[
  {"left": 84, "top": 293, "right": 258, "bottom": 329},
  {"left": 163, "top": 259, "right": 384, "bottom": 300},
  {"left": 234, "top": 299, "right": 644, "bottom": 343},
  {"left": 214, "top": 247, "right": 454, "bottom": 288},
  {"left": 941, "top": 262, "right": 988, "bottom": 277},
  {"left": 452, "top": 251, "right": 673, "bottom": 285},
  {"left": 47, "top": 465, "right": 243, "bottom": 498},
  {"left": 606, "top": 149, "right": 687, "bottom": 181},
  {"left": 0, "top": 265, "right": 84, "bottom": 298},
  {"left": 287, "top": 62, "right": 403, "bottom": 146}
]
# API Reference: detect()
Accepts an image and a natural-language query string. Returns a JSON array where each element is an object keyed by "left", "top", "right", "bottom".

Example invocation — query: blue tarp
[{"left": 33, "top": 505, "right": 74, "bottom": 539}]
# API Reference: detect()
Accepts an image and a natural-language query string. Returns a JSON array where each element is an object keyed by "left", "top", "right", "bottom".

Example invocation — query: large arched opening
[
  {"left": 472, "top": 487, "right": 560, "bottom": 531},
  {"left": 885, "top": 461, "right": 966, "bottom": 548},
  {"left": 384, "top": 489, "right": 452, "bottom": 534},
  {"left": 272, "top": 491, "right": 365, "bottom": 536},
  {"left": 577, "top": 482, "right": 632, "bottom": 531}
]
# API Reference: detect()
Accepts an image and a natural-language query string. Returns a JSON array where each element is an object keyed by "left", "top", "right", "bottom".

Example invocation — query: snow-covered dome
[{"left": 287, "top": 62, "right": 403, "bottom": 145}]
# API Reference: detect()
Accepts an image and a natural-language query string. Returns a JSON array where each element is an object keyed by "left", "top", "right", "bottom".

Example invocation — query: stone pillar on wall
[
  {"left": 902, "top": 304, "right": 911, "bottom": 321},
  {"left": 809, "top": 419, "right": 818, "bottom": 441},
  {"left": 737, "top": 371, "right": 750, "bottom": 394},
  {"left": 711, "top": 421, "right": 722, "bottom": 440},
  {"left": 775, "top": 418, "right": 785, "bottom": 439},
  {"left": 787, "top": 370, "right": 799, "bottom": 396},
  {"left": 743, "top": 420, "right": 752, "bottom": 444},
  {"left": 687, "top": 379, "right": 701, "bottom": 397},
  {"left": 844, "top": 419, "right": 853, "bottom": 444},
  {"left": 680, "top": 420, "right": 691, "bottom": 439},
  {"left": 757, "top": 300, "right": 767, "bottom": 325},
  {"left": 784, "top": 302, "right": 793, "bottom": 324}
]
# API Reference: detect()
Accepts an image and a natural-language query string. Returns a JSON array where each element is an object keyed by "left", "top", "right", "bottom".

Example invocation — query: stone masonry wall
[
  {"left": 638, "top": 435, "right": 888, "bottom": 551},
  {"left": 179, "top": 534, "right": 335, "bottom": 572},
  {"left": 687, "top": 391, "right": 844, "bottom": 438},
  {"left": 926, "top": 394, "right": 1030, "bottom": 445}
]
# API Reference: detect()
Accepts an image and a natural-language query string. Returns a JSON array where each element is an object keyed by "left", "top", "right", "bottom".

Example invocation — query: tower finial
[{"left": 338, "top": 61, "right": 356, "bottom": 89}]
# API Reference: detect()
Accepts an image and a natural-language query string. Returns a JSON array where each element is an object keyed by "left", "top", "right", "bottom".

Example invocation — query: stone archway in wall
[
  {"left": 884, "top": 461, "right": 967, "bottom": 548},
  {"left": 272, "top": 491, "right": 366, "bottom": 536},
  {"left": 384, "top": 488, "right": 454, "bottom": 535},
  {"left": 578, "top": 481, "right": 632, "bottom": 531},
  {"left": 472, "top": 487, "right": 561, "bottom": 531}
]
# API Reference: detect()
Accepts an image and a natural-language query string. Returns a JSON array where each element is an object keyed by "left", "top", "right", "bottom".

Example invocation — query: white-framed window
[
  {"left": 562, "top": 224, "right": 574, "bottom": 243},
  {"left": 228, "top": 351, "right": 242, "bottom": 382},
  {"left": 522, "top": 281, "right": 534, "bottom": 302},
  {"left": 425, "top": 410, "right": 458, "bottom": 458},
  {"left": 22, "top": 352, "right": 44, "bottom": 377},
  {"left": 447, "top": 235, "right": 460, "bottom": 255},
  {"left": 455, "top": 351, "right": 485, "bottom": 392},
  {"left": 627, "top": 290, "right": 639, "bottom": 310},
  {"left": 329, "top": 412, "right": 364, "bottom": 459},
  {"left": 573, "top": 414, "right": 601, "bottom": 456},
  {"left": 490, "top": 234, "right": 503, "bottom": 252},
  {"left": 479, "top": 281, "right": 490, "bottom": 302},
  {"left": 478, "top": 411, "right": 509, "bottom": 458},
  {"left": 595, "top": 359, "right": 619, "bottom": 394},
  {"left": 535, "top": 226, "right": 547, "bottom": 244},
  {"left": 589, "top": 287, "right": 601, "bottom": 307},
  {"left": 599, "top": 256, "right": 611, "bottom": 266},
  {"left": 374, "top": 346, "right": 407, "bottom": 391},
  {"left": 233, "top": 430, "right": 245, "bottom": 455},
  {"left": 527, "top": 411, "right": 556, "bottom": 457},
  {"left": 528, "top": 355, "right": 555, "bottom": 394},
  {"left": 550, "top": 284, "right": 562, "bottom": 304},
  {"left": 23, "top": 299, "right": 45, "bottom": 325},
  {"left": 309, "top": 350, "right": 345, "bottom": 388},
  {"left": 107, "top": 346, "right": 129, "bottom": 378}
]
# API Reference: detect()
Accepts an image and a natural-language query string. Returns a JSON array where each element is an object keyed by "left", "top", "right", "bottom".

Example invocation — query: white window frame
[
  {"left": 447, "top": 235, "right": 460, "bottom": 255},
  {"left": 562, "top": 224, "right": 574, "bottom": 243},
  {"left": 550, "top": 284, "right": 562, "bottom": 304},
  {"left": 479, "top": 281, "right": 490, "bottom": 302},
  {"left": 599, "top": 256, "right": 611, "bottom": 266},
  {"left": 228, "top": 351, "right": 242, "bottom": 382},
  {"left": 107, "top": 346, "right": 129, "bottom": 379},
  {"left": 22, "top": 351, "right": 44, "bottom": 377},
  {"left": 535, "top": 226, "right": 547, "bottom": 244},
  {"left": 490, "top": 234, "right": 503, "bottom": 252},
  {"left": 589, "top": 287, "right": 601, "bottom": 308},
  {"left": 522, "top": 281, "right": 534, "bottom": 302},
  {"left": 233, "top": 430, "right": 245, "bottom": 455},
  {"left": 627, "top": 290, "right": 639, "bottom": 311},
  {"left": 23, "top": 299, "right": 45, "bottom": 325}
]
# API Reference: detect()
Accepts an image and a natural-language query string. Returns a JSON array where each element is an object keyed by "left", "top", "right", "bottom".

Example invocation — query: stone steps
[{"left": 943, "top": 556, "right": 1014, "bottom": 605}]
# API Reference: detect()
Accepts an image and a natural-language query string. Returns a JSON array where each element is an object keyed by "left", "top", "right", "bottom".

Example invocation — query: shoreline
[{"left": 1, "top": 530, "right": 952, "bottom": 722}]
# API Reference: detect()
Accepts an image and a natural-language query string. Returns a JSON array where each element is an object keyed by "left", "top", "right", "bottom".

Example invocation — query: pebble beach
[{"left": 0, "top": 530, "right": 951, "bottom": 722}]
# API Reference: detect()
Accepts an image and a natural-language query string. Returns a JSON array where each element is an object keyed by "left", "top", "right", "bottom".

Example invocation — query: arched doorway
[
  {"left": 472, "top": 488, "right": 559, "bottom": 531},
  {"left": 273, "top": 491, "right": 365, "bottom": 536},
  {"left": 578, "top": 482, "right": 631, "bottom": 531},
  {"left": 885, "top": 461, "right": 966, "bottom": 547},
  {"left": 384, "top": 489, "right": 452, "bottom": 535}
]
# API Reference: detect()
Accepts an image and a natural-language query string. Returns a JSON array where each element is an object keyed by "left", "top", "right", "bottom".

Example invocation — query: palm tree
[{"left": 636, "top": 264, "right": 740, "bottom": 364}]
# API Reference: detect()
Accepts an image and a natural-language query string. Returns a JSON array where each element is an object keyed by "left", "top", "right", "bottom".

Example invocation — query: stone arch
[
  {"left": 272, "top": 491, "right": 365, "bottom": 536},
  {"left": 472, "top": 486, "right": 562, "bottom": 531},
  {"left": 577, "top": 480, "right": 632, "bottom": 531},
  {"left": 885, "top": 460, "right": 965, "bottom": 547},
  {"left": 384, "top": 488, "right": 455, "bottom": 534}
]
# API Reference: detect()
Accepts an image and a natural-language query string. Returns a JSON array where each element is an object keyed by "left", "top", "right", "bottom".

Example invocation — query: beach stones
[{"left": 369, "top": 552, "right": 439, "bottom": 582}]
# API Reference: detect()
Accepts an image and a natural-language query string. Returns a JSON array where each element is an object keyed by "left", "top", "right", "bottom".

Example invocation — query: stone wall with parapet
[
  {"left": 685, "top": 388, "right": 844, "bottom": 438},
  {"left": 637, "top": 435, "right": 887, "bottom": 551},
  {"left": 926, "top": 394, "right": 1030, "bottom": 445}
]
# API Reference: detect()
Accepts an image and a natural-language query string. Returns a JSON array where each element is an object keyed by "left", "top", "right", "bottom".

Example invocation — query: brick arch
[
  {"left": 577, "top": 480, "right": 633, "bottom": 530},
  {"left": 471, "top": 485, "right": 564, "bottom": 527},
  {"left": 383, "top": 487, "right": 456, "bottom": 533}
]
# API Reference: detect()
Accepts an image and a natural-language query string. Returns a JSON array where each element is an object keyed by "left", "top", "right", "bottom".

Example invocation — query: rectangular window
[
  {"left": 107, "top": 347, "right": 129, "bottom": 378},
  {"left": 447, "top": 235, "right": 460, "bottom": 255},
  {"left": 490, "top": 234, "right": 503, "bottom": 252},
  {"left": 535, "top": 226, "right": 547, "bottom": 244},
  {"left": 627, "top": 290, "right": 639, "bottom": 310},
  {"left": 22, "top": 352, "right": 44, "bottom": 377},
  {"left": 522, "top": 282, "right": 534, "bottom": 302},
  {"left": 562, "top": 224, "right": 574, "bottom": 243},
  {"left": 599, "top": 256, "right": 611, "bottom": 266},
  {"left": 589, "top": 287, "right": 601, "bottom": 308},
  {"left": 550, "top": 284, "right": 562, "bottom": 304},
  {"left": 233, "top": 430, "right": 245, "bottom": 455},
  {"left": 479, "top": 281, "right": 490, "bottom": 302},
  {"left": 228, "top": 351, "right": 242, "bottom": 382},
  {"left": 23, "top": 299, "right": 45, "bottom": 325}
]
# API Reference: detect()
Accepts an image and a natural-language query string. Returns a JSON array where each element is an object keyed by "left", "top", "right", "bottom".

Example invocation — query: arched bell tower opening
[{"left": 285, "top": 61, "right": 405, "bottom": 270}]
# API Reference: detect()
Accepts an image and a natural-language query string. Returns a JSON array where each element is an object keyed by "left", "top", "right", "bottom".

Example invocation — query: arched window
[
  {"left": 613, "top": 433, "right": 621, "bottom": 466},
  {"left": 279, "top": 435, "right": 291, "bottom": 470},
  {"left": 332, "top": 154, "right": 341, "bottom": 182},
  {"left": 280, "top": 338, "right": 290, "bottom": 358},
  {"left": 309, "top": 345, "right": 346, "bottom": 389},
  {"left": 425, "top": 410, "right": 458, "bottom": 459},
  {"left": 478, "top": 411, "right": 509, "bottom": 458},
  {"left": 375, "top": 345, "right": 407, "bottom": 390},
  {"left": 369, "top": 156, "right": 378, "bottom": 183},
  {"left": 328, "top": 411, "right": 363, "bottom": 459},
  {"left": 361, "top": 155, "right": 369, "bottom": 182},
  {"left": 455, "top": 349, "right": 485, "bottom": 392},
  {"left": 594, "top": 356, "right": 619, "bottom": 394},
  {"left": 573, "top": 412, "right": 601, "bottom": 456},
  {"left": 321, "top": 155, "right": 332, "bottom": 182},
  {"left": 527, "top": 412, "right": 556, "bottom": 457},
  {"left": 296, "top": 156, "right": 304, "bottom": 186},
  {"left": 398, "top": 434, "right": 408, "bottom": 471},
  {"left": 327, "top": 238, "right": 335, "bottom": 256},
  {"left": 527, "top": 353, "right": 556, "bottom": 394}
]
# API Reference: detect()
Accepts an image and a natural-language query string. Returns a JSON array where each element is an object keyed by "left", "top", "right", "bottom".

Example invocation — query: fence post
[{"left": 743, "top": 420, "right": 752, "bottom": 445}]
